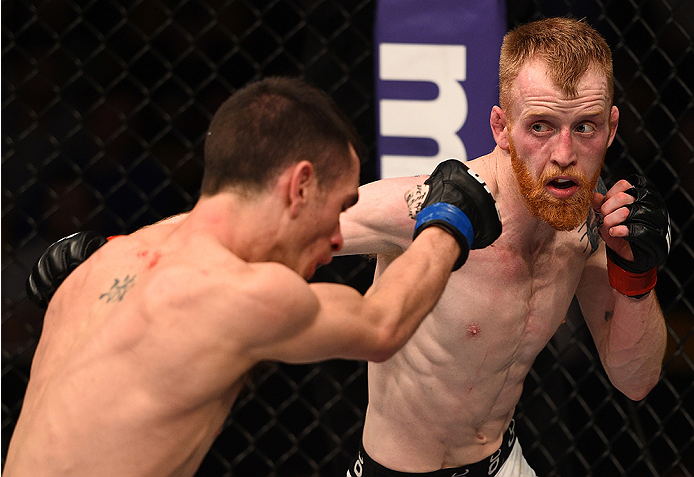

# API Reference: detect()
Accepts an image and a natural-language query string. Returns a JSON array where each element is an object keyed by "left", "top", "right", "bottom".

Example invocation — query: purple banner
[{"left": 375, "top": 0, "right": 506, "bottom": 178}]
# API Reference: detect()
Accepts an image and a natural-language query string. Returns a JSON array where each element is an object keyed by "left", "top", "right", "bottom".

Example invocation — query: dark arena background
[{"left": 2, "top": 0, "right": 693, "bottom": 475}]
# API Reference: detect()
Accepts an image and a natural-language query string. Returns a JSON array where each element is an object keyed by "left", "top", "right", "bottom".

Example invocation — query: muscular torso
[
  {"left": 6, "top": 221, "right": 289, "bottom": 476},
  {"left": 360, "top": 156, "right": 599, "bottom": 471}
]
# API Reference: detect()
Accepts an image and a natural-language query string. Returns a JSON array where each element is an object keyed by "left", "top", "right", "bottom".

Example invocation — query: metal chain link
[{"left": 2, "top": 0, "right": 692, "bottom": 475}]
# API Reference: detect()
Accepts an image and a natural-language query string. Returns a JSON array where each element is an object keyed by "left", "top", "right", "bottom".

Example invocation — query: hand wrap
[
  {"left": 407, "top": 159, "right": 501, "bottom": 270},
  {"left": 26, "top": 231, "right": 108, "bottom": 309},
  {"left": 606, "top": 174, "right": 670, "bottom": 298}
]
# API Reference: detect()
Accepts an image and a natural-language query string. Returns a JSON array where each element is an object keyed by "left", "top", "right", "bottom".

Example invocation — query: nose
[{"left": 552, "top": 128, "right": 577, "bottom": 168}]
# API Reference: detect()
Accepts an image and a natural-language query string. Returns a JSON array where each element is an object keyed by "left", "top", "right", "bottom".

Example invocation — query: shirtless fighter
[
  {"left": 341, "top": 18, "right": 670, "bottom": 476},
  {"left": 5, "top": 77, "right": 502, "bottom": 476}
]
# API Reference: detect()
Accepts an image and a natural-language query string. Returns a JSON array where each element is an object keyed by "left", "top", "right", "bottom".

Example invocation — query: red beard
[{"left": 509, "top": 140, "right": 603, "bottom": 231}]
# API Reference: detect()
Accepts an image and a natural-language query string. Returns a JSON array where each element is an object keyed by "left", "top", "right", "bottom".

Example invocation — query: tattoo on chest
[{"left": 100, "top": 275, "right": 136, "bottom": 303}]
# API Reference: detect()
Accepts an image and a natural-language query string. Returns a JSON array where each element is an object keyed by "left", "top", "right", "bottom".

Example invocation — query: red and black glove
[
  {"left": 605, "top": 175, "right": 670, "bottom": 298},
  {"left": 26, "top": 231, "right": 108, "bottom": 309}
]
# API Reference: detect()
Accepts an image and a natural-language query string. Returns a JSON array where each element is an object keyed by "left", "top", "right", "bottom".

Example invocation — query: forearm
[
  {"left": 602, "top": 291, "right": 667, "bottom": 400},
  {"left": 361, "top": 227, "right": 459, "bottom": 360}
]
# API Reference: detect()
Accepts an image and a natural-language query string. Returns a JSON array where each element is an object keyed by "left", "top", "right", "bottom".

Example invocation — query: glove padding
[
  {"left": 605, "top": 174, "right": 670, "bottom": 274},
  {"left": 407, "top": 159, "right": 502, "bottom": 270},
  {"left": 26, "top": 231, "right": 108, "bottom": 309}
]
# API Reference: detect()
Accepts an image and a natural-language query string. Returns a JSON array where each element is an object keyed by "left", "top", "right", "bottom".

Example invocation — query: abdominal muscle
[{"left": 362, "top": 242, "right": 581, "bottom": 471}]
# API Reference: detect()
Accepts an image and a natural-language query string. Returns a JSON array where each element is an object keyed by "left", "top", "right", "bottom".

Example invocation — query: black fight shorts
[{"left": 347, "top": 419, "right": 517, "bottom": 477}]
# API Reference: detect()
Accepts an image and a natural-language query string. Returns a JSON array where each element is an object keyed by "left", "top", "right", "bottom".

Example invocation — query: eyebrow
[
  {"left": 576, "top": 108, "right": 607, "bottom": 119},
  {"left": 524, "top": 108, "right": 607, "bottom": 121}
]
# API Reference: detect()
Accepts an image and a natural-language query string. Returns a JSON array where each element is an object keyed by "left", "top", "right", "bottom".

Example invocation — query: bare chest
[{"left": 416, "top": 234, "right": 591, "bottom": 366}]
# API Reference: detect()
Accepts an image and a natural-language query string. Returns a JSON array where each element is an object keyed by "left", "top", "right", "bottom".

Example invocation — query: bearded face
[{"left": 509, "top": 137, "right": 604, "bottom": 231}]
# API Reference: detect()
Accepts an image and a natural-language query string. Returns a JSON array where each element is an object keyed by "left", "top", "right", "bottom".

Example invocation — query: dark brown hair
[{"left": 201, "top": 76, "right": 363, "bottom": 196}]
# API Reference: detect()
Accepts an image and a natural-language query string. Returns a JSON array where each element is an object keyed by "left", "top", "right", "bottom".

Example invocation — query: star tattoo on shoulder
[{"left": 100, "top": 275, "right": 136, "bottom": 303}]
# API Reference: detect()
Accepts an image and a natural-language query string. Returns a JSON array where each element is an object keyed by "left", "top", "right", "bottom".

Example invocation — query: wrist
[
  {"left": 606, "top": 254, "right": 657, "bottom": 298},
  {"left": 417, "top": 226, "right": 463, "bottom": 267},
  {"left": 413, "top": 203, "right": 472, "bottom": 271}
]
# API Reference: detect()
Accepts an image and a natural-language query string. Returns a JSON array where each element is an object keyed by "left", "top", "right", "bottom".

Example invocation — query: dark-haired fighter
[{"left": 5, "top": 76, "right": 502, "bottom": 477}]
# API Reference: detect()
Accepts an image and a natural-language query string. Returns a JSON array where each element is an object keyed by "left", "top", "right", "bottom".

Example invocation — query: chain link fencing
[{"left": 2, "top": 0, "right": 693, "bottom": 475}]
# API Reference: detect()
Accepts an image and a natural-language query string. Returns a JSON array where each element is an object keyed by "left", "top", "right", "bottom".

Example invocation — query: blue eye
[{"left": 576, "top": 124, "right": 596, "bottom": 133}]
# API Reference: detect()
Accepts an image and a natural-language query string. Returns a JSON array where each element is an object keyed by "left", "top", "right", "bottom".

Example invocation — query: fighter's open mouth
[{"left": 549, "top": 178, "right": 577, "bottom": 189}]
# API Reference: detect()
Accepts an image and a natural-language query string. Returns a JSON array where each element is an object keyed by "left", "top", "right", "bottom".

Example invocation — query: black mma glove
[
  {"left": 406, "top": 159, "right": 502, "bottom": 270},
  {"left": 605, "top": 175, "right": 670, "bottom": 298},
  {"left": 26, "top": 231, "right": 108, "bottom": 309}
]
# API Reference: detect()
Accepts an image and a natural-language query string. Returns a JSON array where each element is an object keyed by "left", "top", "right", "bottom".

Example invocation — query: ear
[
  {"left": 287, "top": 160, "right": 315, "bottom": 218},
  {"left": 490, "top": 106, "right": 509, "bottom": 151},
  {"left": 607, "top": 105, "right": 619, "bottom": 147}
]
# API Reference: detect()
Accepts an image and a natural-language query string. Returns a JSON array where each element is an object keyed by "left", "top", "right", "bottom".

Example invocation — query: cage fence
[{"left": 2, "top": 0, "right": 693, "bottom": 476}]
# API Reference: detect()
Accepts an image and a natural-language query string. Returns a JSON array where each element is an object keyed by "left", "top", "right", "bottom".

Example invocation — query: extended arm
[
  {"left": 260, "top": 160, "right": 502, "bottom": 363},
  {"left": 337, "top": 175, "right": 424, "bottom": 256},
  {"left": 339, "top": 162, "right": 501, "bottom": 264},
  {"left": 309, "top": 226, "right": 461, "bottom": 362}
]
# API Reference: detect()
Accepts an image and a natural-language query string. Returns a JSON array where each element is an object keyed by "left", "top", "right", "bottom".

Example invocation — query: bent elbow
[
  {"left": 367, "top": 324, "right": 408, "bottom": 362},
  {"left": 618, "top": 373, "right": 661, "bottom": 401},
  {"left": 623, "top": 388, "right": 650, "bottom": 402}
]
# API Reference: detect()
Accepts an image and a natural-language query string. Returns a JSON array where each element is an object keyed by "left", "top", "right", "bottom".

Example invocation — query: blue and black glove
[{"left": 407, "top": 159, "right": 502, "bottom": 270}]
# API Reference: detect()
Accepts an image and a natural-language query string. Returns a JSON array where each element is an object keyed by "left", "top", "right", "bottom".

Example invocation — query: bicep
[
  {"left": 288, "top": 282, "right": 380, "bottom": 362},
  {"left": 338, "top": 176, "right": 425, "bottom": 256},
  {"left": 244, "top": 269, "right": 380, "bottom": 364}
]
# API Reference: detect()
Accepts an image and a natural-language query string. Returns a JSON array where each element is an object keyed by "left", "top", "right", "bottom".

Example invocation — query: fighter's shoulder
[
  {"left": 356, "top": 156, "right": 495, "bottom": 202},
  {"left": 357, "top": 174, "right": 425, "bottom": 201},
  {"left": 172, "top": 259, "right": 320, "bottom": 350},
  {"left": 465, "top": 156, "right": 500, "bottom": 196},
  {"left": 148, "top": 253, "right": 314, "bottom": 321}
]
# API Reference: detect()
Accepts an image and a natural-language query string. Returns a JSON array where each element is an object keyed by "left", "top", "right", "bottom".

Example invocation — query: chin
[{"left": 537, "top": 201, "right": 590, "bottom": 231}]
